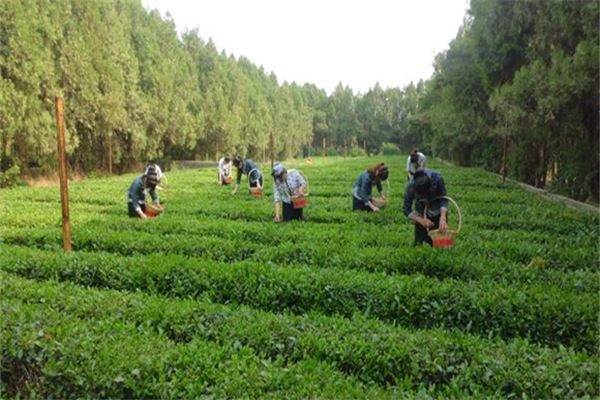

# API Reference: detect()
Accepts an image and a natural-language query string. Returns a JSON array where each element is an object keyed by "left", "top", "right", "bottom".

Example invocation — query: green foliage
[
  {"left": 423, "top": 0, "right": 599, "bottom": 201},
  {"left": 0, "top": 156, "right": 598, "bottom": 397},
  {"left": 348, "top": 146, "right": 366, "bottom": 157},
  {"left": 380, "top": 142, "right": 401, "bottom": 155},
  {"left": 326, "top": 147, "right": 339, "bottom": 156},
  {"left": 0, "top": 164, "right": 22, "bottom": 188}
]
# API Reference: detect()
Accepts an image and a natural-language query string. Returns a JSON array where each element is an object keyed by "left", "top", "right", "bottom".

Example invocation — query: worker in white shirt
[
  {"left": 218, "top": 156, "right": 233, "bottom": 185},
  {"left": 406, "top": 147, "right": 426, "bottom": 181}
]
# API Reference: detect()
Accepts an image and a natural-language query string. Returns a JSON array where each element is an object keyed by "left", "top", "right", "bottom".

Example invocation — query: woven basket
[
  {"left": 146, "top": 204, "right": 163, "bottom": 218},
  {"left": 427, "top": 196, "right": 462, "bottom": 248}
]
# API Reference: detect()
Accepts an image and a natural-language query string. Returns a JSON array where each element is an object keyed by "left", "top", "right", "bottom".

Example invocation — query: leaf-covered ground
[{"left": 1, "top": 156, "right": 597, "bottom": 398}]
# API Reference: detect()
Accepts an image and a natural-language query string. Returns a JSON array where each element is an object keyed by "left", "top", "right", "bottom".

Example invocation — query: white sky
[{"left": 141, "top": 0, "right": 469, "bottom": 94}]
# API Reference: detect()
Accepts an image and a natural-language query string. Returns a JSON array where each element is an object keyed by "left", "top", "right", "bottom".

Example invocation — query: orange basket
[
  {"left": 250, "top": 187, "right": 262, "bottom": 198},
  {"left": 293, "top": 196, "right": 308, "bottom": 208},
  {"left": 426, "top": 196, "right": 462, "bottom": 248},
  {"left": 145, "top": 204, "right": 163, "bottom": 218}
]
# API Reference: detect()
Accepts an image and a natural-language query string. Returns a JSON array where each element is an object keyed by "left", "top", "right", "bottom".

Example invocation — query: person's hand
[
  {"left": 381, "top": 194, "right": 387, "bottom": 201},
  {"left": 438, "top": 218, "right": 448, "bottom": 233},
  {"left": 140, "top": 213, "right": 148, "bottom": 220},
  {"left": 420, "top": 217, "right": 434, "bottom": 228},
  {"left": 371, "top": 205, "right": 380, "bottom": 213},
  {"left": 274, "top": 214, "right": 281, "bottom": 223},
  {"left": 231, "top": 187, "right": 238, "bottom": 195}
]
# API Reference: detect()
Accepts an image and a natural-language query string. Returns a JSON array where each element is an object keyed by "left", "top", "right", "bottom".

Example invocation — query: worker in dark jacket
[
  {"left": 231, "top": 157, "right": 263, "bottom": 195},
  {"left": 352, "top": 163, "right": 389, "bottom": 212},
  {"left": 403, "top": 169, "right": 448, "bottom": 245},
  {"left": 127, "top": 163, "right": 162, "bottom": 219}
]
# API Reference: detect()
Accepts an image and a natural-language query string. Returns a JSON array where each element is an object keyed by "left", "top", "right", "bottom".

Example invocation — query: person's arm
[
  {"left": 404, "top": 186, "right": 432, "bottom": 228},
  {"left": 232, "top": 167, "right": 241, "bottom": 194},
  {"left": 274, "top": 201, "right": 282, "bottom": 222},
  {"left": 439, "top": 208, "right": 448, "bottom": 232},
  {"left": 436, "top": 175, "right": 448, "bottom": 232},
  {"left": 274, "top": 181, "right": 281, "bottom": 203},
  {"left": 376, "top": 181, "right": 383, "bottom": 195},
  {"left": 149, "top": 188, "right": 159, "bottom": 204}
]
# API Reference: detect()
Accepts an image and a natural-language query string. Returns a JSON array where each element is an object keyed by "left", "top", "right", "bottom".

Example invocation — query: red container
[
  {"left": 293, "top": 197, "right": 308, "bottom": 208},
  {"left": 432, "top": 238, "right": 454, "bottom": 248},
  {"left": 251, "top": 188, "right": 262, "bottom": 198},
  {"left": 145, "top": 205, "right": 162, "bottom": 218}
]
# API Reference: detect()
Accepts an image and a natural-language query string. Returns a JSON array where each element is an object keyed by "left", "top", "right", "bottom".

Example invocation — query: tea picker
[
  {"left": 352, "top": 162, "right": 389, "bottom": 212},
  {"left": 231, "top": 157, "right": 264, "bottom": 197},
  {"left": 126, "top": 163, "right": 164, "bottom": 219},
  {"left": 218, "top": 156, "right": 234, "bottom": 185},
  {"left": 403, "top": 169, "right": 456, "bottom": 246},
  {"left": 406, "top": 147, "right": 426, "bottom": 182},
  {"left": 272, "top": 162, "right": 309, "bottom": 222}
]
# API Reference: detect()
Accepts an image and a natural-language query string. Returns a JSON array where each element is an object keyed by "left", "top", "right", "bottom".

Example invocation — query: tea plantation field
[{"left": 1, "top": 156, "right": 598, "bottom": 398}]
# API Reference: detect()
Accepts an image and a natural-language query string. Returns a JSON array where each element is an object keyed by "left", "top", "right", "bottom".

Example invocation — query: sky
[{"left": 140, "top": 0, "right": 469, "bottom": 95}]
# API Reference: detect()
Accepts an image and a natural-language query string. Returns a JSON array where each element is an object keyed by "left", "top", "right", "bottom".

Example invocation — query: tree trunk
[
  {"left": 501, "top": 131, "right": 509, "bottom": 183},
  {"left": 107, "top": 132, "right": 113, "bottom": 175}
]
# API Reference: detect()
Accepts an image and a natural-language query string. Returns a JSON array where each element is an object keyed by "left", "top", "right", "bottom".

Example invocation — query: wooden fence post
[
  {"left": 269, "top": 130, "right": 274, "bottom": 169},
  {"left": 55, "top": 95, "right": 71, "bottom": 252}
]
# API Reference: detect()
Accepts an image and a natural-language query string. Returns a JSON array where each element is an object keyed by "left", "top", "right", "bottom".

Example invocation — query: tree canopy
[{"left": 0, "top": 0, "right": 597, "bottom": 201}]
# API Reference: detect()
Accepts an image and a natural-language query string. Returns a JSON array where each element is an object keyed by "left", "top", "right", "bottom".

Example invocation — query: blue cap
[{"left": 271, "top": 162, "right": 285, "bottom": 177}]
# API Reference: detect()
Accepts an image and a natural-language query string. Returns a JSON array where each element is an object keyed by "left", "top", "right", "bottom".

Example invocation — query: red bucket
[
  {"left": 293, "top": 196, "right": 308, "bottom": 208},
  {"left": 145, "top": 205, "right": 162, "bottom": 218},
  {"left": 251, "top": 187, "right": 262, "bottom": 198},
  {"left": 433, "top": 237, "right": 454, "bottom": 248},
  {"left": 428, "top": 230, "right": 457, "bottom": 248}
]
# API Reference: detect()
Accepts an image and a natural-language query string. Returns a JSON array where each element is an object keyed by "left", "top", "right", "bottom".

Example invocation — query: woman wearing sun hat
[{"left": 271, "top": 162, "right": 307, "bottom": 222}]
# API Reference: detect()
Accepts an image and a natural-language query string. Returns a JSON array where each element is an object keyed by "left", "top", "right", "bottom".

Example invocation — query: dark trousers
[
  {"left": 352, "top": 196, "right": 372, "bottom": 212},
  {"left": 283, "top": 201, "right": 303, "bottom": 221},
  {"left": 414, "top": 214, "right": 443, "bottom": 246},
  {"left": 128, "top": 202, "right": 146, "bottom": 218}
]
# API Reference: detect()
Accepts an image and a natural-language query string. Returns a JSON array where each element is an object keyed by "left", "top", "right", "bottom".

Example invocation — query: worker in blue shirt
[
  {"left": 231, "top": 157, "right": 263, "bottom": 195},
  {"left": 127, "top": 163, "right": 162, "bottom": 219},
  {"left": 403, "top": 169, "right": 449, "bottom": 245},
  {"left": 352, "top": 163, "right": 389, "bottom": 212}
]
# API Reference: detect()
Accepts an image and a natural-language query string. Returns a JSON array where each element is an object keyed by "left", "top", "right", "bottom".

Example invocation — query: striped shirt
[
  {"left": 218, "top": 157, "right": 232, "bottom": 177},
  {"left": 274, "top": 170, "right": 306, "bottom": 204}
]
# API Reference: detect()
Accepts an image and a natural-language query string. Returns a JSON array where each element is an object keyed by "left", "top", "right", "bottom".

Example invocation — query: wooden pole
[
  {"left": 323, "top": 138, "right": 327, "bottom": 157},
  {"left": 107, "top": 131, "right": 113, "bottom": 175},
  {"left": 501, "top": 130, "right": 509, "bottom": 184},
  {"left": 363, "top": 139, "right": 367, "bottom": 156},
  {"left": 269, "top": 130, "right": 274, "bottom": 169},
  {"left": 55, "top": 96, "right": 71, "bottom": 252}
]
